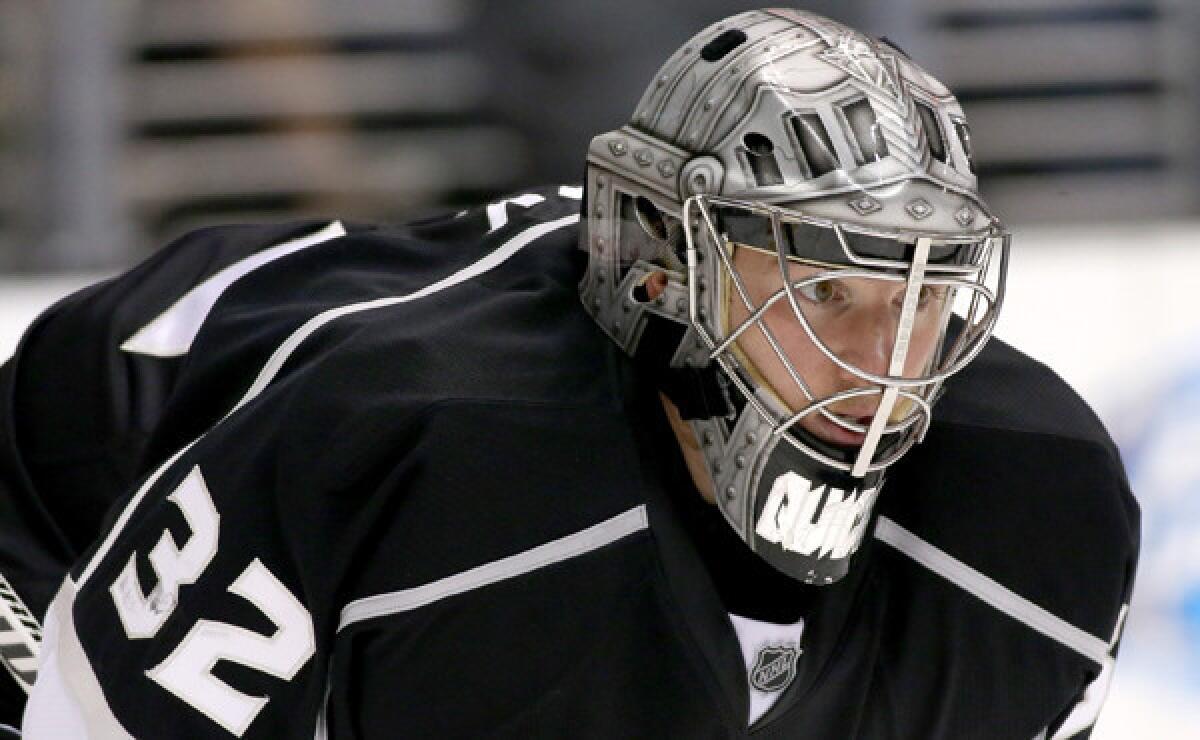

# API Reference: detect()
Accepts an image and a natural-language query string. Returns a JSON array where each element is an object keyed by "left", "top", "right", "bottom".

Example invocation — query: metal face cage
[{"left": 682, "top": 193, "right": 1010, "bottom": 478}]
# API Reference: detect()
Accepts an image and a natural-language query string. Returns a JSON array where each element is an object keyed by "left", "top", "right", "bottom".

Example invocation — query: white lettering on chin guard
[{"left": 755, "top": 472, "right": 879, "bottom": 560}]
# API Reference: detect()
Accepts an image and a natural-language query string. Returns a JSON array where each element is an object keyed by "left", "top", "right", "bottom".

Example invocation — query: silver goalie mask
[{"left": 579, "top": 9, "right": 1010, "bottom": 584}]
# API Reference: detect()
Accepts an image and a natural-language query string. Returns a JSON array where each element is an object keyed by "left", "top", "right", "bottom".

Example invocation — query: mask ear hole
[
  {"left": 634, "top": 196, "right": 669, "bottom": 241},
  {"left": 632, "top": 271, "right": 667, "bottom": 303}
]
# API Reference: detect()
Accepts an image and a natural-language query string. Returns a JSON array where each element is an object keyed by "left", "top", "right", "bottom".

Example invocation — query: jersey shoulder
[
  {"left": 934, "top": 334, "right": 1117, "bottom": 451},
  {"left": 120, "top": 184, "right": 590, "bottom": 454},
  {"left": 53, "top": 187, "right": 644, "bottom": 737},
  {"left": 125, "top": 181, "right": 623, "bottom": 591},
  {"left": 884, "top": 336, "right": 1138, "bottom": 645},
  {"left": 191, "top": 183, "right": 599, "bottom": 420}
]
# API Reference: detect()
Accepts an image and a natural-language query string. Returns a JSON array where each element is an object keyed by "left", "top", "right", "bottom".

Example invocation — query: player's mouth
[{"left": 807, "top": 411, "right": 874, "bottom": 448}]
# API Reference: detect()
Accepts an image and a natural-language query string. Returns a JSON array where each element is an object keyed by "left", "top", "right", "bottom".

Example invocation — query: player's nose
[{"left": 826, "top": 302, "right": 894, "bottom": 382}]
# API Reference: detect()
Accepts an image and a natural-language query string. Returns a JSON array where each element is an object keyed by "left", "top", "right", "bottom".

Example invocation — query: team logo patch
[{"left": 749, "top": 644, "right": 800, "bottom": 693}]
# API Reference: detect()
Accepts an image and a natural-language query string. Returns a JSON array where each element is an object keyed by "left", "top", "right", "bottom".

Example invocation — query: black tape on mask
[{"left": 742, "top": 433, "right": 886, "bottom": 584}]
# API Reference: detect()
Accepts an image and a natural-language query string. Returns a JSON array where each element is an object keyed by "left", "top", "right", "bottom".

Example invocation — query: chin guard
[
  {"left": 692, "top": 387, "right": 889, "bottom": 584},
  {"left": 747, "top": 434, "right": 885, "bottom": 583}
]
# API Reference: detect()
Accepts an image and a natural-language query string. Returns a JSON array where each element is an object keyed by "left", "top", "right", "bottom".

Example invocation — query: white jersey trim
[
  {"left": 22, "top": 579, "right": 135, "bottom": 739},
  {"left": 77, "top": 212, "right": 580, "bottom": 590},
  {"left": 315, "top": 504, "right": 646, "bottom": 740},
  {"left": 228, "top": 212, "right": 580, "bottom": 417},
  {"left": 874, "top": 516, "right": 1110, "bottom": 665},
  {"left": 121, "top": 221, "right": 348, "bottom": 358},
  {"left": 1049, "top": 653, "right": 1115, "bottom": 739},
  {"left": 338, "top": 505, "right": 648, "bottom": 631}
]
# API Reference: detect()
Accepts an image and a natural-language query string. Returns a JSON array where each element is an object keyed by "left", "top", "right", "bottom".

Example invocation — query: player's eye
[
  {"left": 796, "top": 280, "right": 836, "bottom": 304},
  {"left": 916, "top": 285, "right": 947, "bottom": 309},
  {"left": 892, "top": 285, "right": 945, "bottom": 311}
]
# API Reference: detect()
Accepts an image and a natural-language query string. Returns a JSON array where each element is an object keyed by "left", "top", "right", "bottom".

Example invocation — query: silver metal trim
[
  {"left": 874, "top": 516, "right": 1110, "bottom": 665},
  {"left": 338, "top": 506, "right": 649, "bottom": 631},
  {"left": 681, "top": 192, "right": 1006, "bottom": 476},
  {"left": 851, "top": 235, "right": 930, "bottom": 476}
]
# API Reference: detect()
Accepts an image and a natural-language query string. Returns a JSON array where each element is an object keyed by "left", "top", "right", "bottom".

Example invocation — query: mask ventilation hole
[
  {"left": 743, "top": 133, "right": 784, "bottom": 186},
  {"left": 634, "top": 196, "right": 669, "bottom": 241},
  {"left": 915, "top": 102, "right": 947, "bottom": 163},
  {"left": 789, "top": 114, "right": 840, "bottom": 177},
  {"left": 953, "top": 119, "right": 974, "bottom": 172},
  {"left": 842, "top": 99, "right": 888, "bottom": 165},
  {"left": 701, "top": 29, "right": 748, "bottom": 62}
]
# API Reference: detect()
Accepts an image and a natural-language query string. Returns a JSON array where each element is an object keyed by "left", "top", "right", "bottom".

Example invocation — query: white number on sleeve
[
  {"left": 486, "top": 193, "right": 546, "bottom": 233},
  {"left": 482, "top": 186, "right": 582, "bottom": 234},
  {"left": 147, "top": 559, "right": 316, "bottom": 737},
  {"left": 107, "top": 465, "right": 315, "bottom": 737},
  {"left": 110, "top": 466, "right": 220, "bottom": 639}
]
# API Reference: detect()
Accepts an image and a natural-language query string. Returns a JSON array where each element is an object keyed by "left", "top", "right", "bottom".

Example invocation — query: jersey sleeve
[
  {"left": 2, "top": 220, "right": 347, "bottom": 580},
  {"left": 22, "top": 188, "right": 595, "bottom": 738},
  {"left": 0, "top": 219, "right": 346, "bottom": 728},
  {"left": 882, "top": 333, "right": 1140, "bottom": 739}
]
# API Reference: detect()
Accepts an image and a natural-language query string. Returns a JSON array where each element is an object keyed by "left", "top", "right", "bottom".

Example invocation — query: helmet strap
[{"left": 631, "top": 313, "right": 733, "bottom": 421}]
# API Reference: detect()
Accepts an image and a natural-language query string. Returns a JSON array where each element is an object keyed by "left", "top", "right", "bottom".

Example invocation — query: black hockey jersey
[{"left": 7, "top": 187, "right": 1137, "bottom": 738}]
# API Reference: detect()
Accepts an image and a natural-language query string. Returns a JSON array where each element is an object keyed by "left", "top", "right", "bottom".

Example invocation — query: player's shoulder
[
  {"left": 930, "top": 333, "right": 1139, "bottom": 552},
  {"left": 65, "top": 177, "right": 629, "bottom": 641},
  {"left": 883, "top": 335, "right": 1138, "bottom": 642},
  {"left": 241, "top": 186, "right": 598, "bottom": 412},
  {"left": 158, "top": 181, "right": 618, "bottom": 513},
  {"left": 934, "top": 334, "right": 1117, "bottom": 451},
  {"left": 170, "top": 182, "right": 583, "bottom": 282}
]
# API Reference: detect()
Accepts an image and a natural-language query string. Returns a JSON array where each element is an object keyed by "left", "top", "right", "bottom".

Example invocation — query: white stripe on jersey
[
  {"left": 0, "top": 573, "right": 41, "bottom": 692},
  {"left": 121, "top": 221, "right": 348, "bottom": 357},
  {"left": 22, "top": 579, "right": 136, "bottom": 739},
  {"left": 77, "top": 211, "right": 580, "bottom": 590},
  {"left": 874, "top": 516, "right": 1111, "bottom": 665},
  {"left": 486, "top": 194, "right": 545, "bottom": 233},
  {"left": 338, "top": 505, "right": 649, "bottom": 630},
  {"left": 1049, "top": 654, "right": 1116, "bottom": 739},
  {"left": 315, "top": 504, "right": 647, "bottom": 740}
]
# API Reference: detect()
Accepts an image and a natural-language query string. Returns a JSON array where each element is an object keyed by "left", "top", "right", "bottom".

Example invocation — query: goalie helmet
[{"left": 579, "top": 9, "right": 1010, "bottom": 585}]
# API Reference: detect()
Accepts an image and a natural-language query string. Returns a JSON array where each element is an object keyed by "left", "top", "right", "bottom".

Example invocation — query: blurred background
[{"left": 1, "top": 0, "right": 1198, "bottom": 735}]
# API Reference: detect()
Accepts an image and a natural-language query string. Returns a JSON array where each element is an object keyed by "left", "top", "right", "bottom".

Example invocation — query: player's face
[{"left": 726, "top": 245, "right": 946, "bottom": 447}]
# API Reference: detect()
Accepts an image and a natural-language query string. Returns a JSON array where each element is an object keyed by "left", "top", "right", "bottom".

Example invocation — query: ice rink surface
[{"left": 3, "top": 221, "right": 1199, "bottom": 736}]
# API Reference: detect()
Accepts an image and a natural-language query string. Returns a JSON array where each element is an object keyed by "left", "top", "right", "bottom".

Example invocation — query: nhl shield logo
[{"left": 750, "top": 644, "right": 800, "bottom": 693}]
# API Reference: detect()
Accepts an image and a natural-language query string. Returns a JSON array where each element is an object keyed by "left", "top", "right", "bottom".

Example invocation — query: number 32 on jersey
[{"left": 107, "top": 466, "right": 315, "bottom": 737}]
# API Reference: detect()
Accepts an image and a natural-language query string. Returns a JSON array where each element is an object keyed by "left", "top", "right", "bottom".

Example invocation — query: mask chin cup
[{"left": 707, "top": 406, "right": 886, "bottom": 585}]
